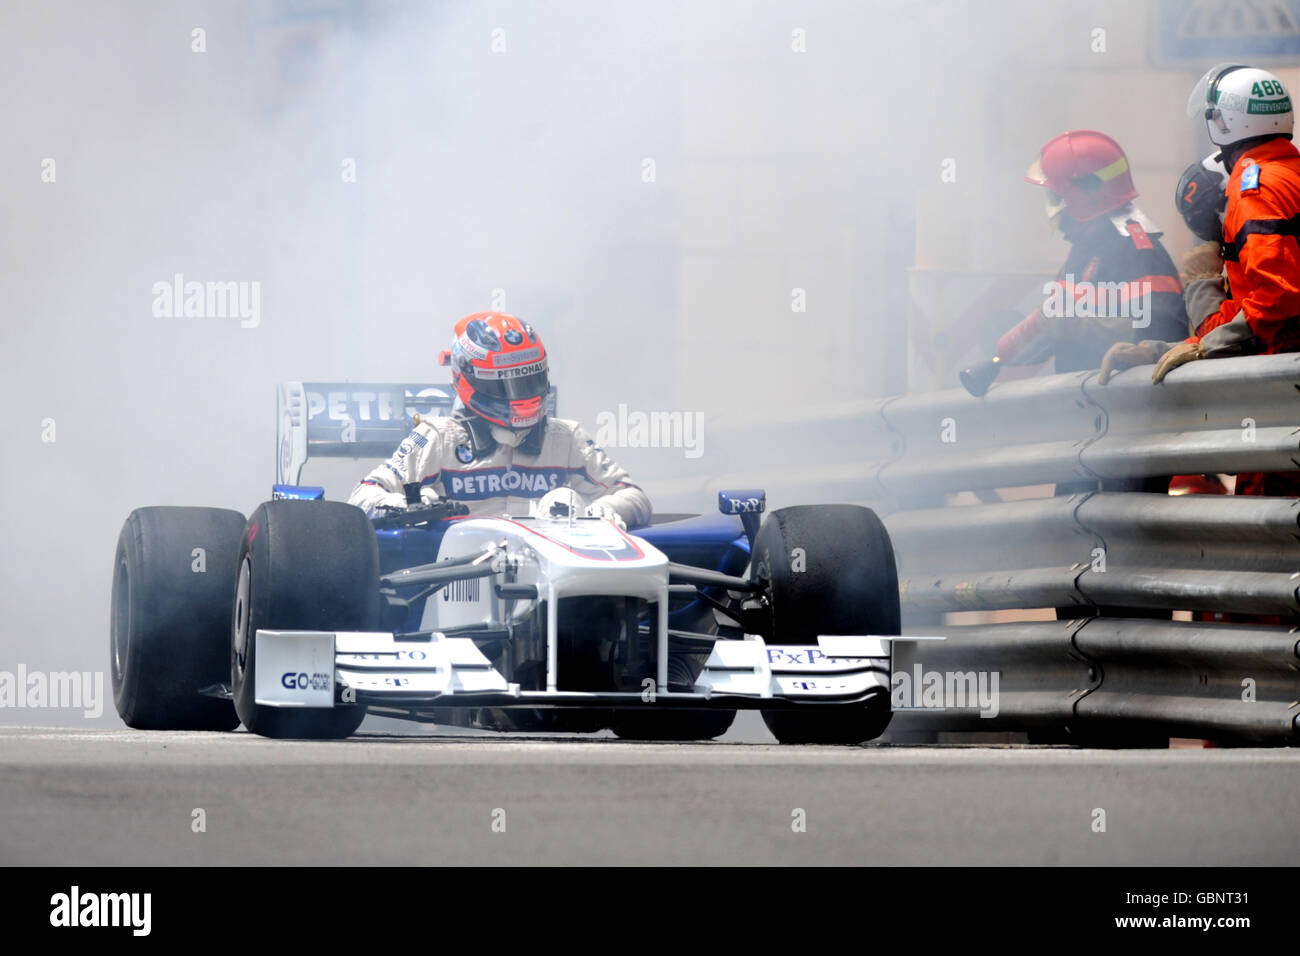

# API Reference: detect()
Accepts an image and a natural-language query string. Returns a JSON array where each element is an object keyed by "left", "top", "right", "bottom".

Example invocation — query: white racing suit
[{"left": 347, "top": 414, "right": 652, "bottom": 529}]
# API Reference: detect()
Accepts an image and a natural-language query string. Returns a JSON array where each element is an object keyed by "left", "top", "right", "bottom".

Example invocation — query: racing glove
[
  {"left": 366, "top": 486, "right": 440, "bottom": 516},
  {"left": 365, "top": 491, "right": 409, "bottom": 515},
  {"left": 584, "top": 501, "right": 627, "bottom": 531}
]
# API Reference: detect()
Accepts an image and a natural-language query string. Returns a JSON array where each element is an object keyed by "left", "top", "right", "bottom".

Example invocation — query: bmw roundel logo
[
  {"left": 455, "top": 444, "right": 474, "bottom": 463},
  {"left": 504, "top": 328, "right": 523, "bottom": 345}
]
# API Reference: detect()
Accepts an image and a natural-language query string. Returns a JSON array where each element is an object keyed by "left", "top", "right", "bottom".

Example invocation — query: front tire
[
  {"left": 752, "top": 505, "right": 898, "bottom": 745},
  {"left": 111, "top": 507, "right": 245, "bottom": 730},
  {"left": 231, "top": 500, "right": 376, "bottom": 739}
]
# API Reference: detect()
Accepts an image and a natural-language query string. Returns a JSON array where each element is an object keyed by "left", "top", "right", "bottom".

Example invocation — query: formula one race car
[{"left": 110, "top": 382, "right": 901, "bottom": 743}]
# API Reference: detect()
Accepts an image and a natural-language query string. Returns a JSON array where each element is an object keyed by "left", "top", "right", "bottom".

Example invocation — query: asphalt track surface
[{"left": 3, "top": 725, "right": 1298, "bottom": 865}]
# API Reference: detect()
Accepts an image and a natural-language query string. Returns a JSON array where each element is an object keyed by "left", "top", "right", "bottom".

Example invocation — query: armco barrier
[
  {"left": 651, "top": 352, "right": 1300, "bottom": 507},
  {"left": 886, "top": 492, "right": 1300, "bottom": 617},
  {"left": 891, "top": 618, "right": 1300, "bottom": 744},
  {"left": 874, "top": 352, "right": 1300, "bottom": 497},
  {"left": 686, "top": 354, "right": 1300, "bottom": 743},
  {"left": 875, "top": 354, "right": 1300, "bottom": 743}
]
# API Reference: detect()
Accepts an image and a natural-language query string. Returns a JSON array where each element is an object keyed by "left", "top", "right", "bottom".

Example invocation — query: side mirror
[
  {"left": 718, "top": 489, "right": 765, "bottom": 545},
  {"left": 718, "top": 489, "right": 765, "bottom": 515}
]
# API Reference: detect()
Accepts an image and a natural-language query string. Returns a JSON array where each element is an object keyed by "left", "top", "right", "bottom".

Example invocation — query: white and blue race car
[{"left": 110, "top": 382, "right": 900, "bottom": 743}]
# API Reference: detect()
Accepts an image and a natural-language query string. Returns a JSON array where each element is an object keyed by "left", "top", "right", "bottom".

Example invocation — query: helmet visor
[
  {"left": 1187, "top": 63, "right": 1244, "bottom": 118},
  {"left": 1024, "top": 157, "right": 1049, "bottom": 186},
  {"left": 471, "top": 363, "right": 550, "bottom": 402}
]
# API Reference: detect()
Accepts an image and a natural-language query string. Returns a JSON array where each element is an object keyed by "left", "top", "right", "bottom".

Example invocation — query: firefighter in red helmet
[{"left": 961, "top": 130, "right": 1189, "bottom": 396}]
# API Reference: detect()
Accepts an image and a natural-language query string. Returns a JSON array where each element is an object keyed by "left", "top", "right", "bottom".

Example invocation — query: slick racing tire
[
  {"left": 752, "top": 505, "right": 898, "bottom": 745},
  {"left": 608, "top": 654, "right": 736, "bottom": 741},
  {"left": 112, "top": 507, "right": 245, "bottom": 730},
  {"left": 231, "top": 500, "right": 375, "bottom": 739}
]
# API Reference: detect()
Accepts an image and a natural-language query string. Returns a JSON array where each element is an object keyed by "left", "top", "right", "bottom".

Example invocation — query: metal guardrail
[
  {"left": 887, "top": 492, "right": 1300, "bottom": 617},
  {"left": 868, "top": 354, "right": 1300, "bottom": 744},
  {"left": 892, "top": 618, "right": 1300, "bottom": 744},
  {"left": 874, "top": 352, "right": 1300, "bottom": 498},
  {"left": 651, "top": 352, "right": 1300, "bottom": 508}
]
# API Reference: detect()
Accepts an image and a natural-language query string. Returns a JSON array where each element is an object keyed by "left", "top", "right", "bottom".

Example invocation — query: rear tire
[
  {"left": 231, "top": 500, "right": 375, "bottom": 739},
  {"left": 753, "top": 505, "right": 898, "bottom": 745},
  {"left": 111, "top": 507, "right": 245, "bottom": 730}
]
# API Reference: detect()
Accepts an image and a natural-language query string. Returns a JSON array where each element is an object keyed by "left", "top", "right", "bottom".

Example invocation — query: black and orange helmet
[
  {"left": 438, "top": 312, "right": 549, "bottom": 429},
  {"left": 1174, "top": 154, "right": 1229, "bottom": 243}
]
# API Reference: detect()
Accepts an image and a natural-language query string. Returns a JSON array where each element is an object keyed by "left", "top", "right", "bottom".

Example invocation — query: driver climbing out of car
[{"left": 347, "top": 312, "right": 652, "bottom": 530}]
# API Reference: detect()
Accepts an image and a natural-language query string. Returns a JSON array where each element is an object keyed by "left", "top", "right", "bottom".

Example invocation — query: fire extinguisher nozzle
[{"left": 959, "top": 357, "right": 1001, "bottom": 398}]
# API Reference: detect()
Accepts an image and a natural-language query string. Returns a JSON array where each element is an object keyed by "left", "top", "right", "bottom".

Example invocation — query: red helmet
[
  {"left": 438, "top": 312, "right": 549, "bottom": 429},
  {"left": 1025, "top": 130, "right": 1138, "bottom": 222}
]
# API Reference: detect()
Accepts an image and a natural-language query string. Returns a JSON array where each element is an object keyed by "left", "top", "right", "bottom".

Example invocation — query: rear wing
[{"left": 276, "top": 381, "right": 557, "bottom": 485}]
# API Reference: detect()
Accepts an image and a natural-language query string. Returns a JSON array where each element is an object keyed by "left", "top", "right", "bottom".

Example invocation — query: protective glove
[
  {"left": 584, "top": 501, "right": 627, "bottom": 531},
  {"left": 419, "top": 486, "right": 441, "bottom": 507},
  {"left": 1152, "top": 341, "right": 1206, "bottom": 383},
  {"left": 1180, "top": 241, "right": 1224, "bottom": 284},
  {"left": 1098, "top": 340, "right": 1163, "bottom": 385}
]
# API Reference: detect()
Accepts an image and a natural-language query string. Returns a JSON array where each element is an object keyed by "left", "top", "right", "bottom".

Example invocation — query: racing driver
[{"left": 347, "top": 312, "right": 652, "bottom": 530}]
